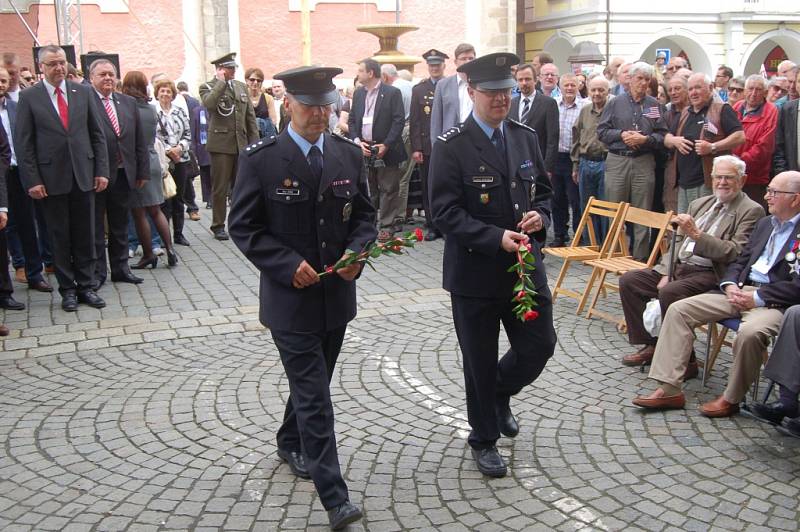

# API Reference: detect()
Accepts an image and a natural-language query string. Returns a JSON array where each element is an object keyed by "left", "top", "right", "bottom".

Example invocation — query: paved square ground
[{"left": 1, "top": 210, "right": 799, "bottom": 531}]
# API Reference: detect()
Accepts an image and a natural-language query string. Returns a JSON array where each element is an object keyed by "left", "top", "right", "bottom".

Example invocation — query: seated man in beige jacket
[{"left": 619, "top": 155, "right": 765, "bottom": 373}]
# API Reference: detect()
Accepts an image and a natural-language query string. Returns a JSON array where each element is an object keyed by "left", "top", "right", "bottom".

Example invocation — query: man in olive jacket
[{"left": 199, "top": 52, "right": 258, "bottom": 240}]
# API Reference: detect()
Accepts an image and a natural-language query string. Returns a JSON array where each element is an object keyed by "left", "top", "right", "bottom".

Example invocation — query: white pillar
[
  {"left": 227, "top": 0, "right": 242, "bottom": 80},
  {"left": 180, "top": 0, "right": 205, "bottom": 89}
]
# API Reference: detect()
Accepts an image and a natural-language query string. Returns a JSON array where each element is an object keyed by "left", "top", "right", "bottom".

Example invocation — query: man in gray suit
[
  {"left": 430, "top": 43, "right": 476, "bottom": 142},
  {"left": 14, "top": 45, "right": 109, "bottom": 312}
]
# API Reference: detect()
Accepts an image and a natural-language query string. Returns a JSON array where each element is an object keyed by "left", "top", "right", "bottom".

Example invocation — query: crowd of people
[{"left": 2, "top": 41, "right": 800, "bottom": 528}]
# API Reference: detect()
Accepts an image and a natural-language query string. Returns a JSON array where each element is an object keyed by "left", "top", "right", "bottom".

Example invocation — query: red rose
[
  {"left": 523, "top": 310, "right": 539, "bottom": 321},
  {"left": 325, "top": 266, "right": 334, "bottom": 273},
  {"left": 414, "top": 228, "right": 424, "bottom": 242},
  {"left": 516, "top": 290, "right": 526, "bottom": 301},
  {"left": 526, "top": 243, "right": 533, "bottom": 251}
]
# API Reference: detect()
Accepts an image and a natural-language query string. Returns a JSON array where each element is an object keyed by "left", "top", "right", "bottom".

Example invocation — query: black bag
[{"left": 186, "top": 150, "right": 201, "bottom": 178}]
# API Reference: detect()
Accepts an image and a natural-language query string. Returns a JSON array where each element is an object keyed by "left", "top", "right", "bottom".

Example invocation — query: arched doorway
[
  {"left": 543, "top": 31, "right": 576, "bottom": 74},
  {"left": 742, "top": 31, "right": 800, "bottom": 76},
  {"left": 639, "top": 34, "right": 711, "bottom": 76}
]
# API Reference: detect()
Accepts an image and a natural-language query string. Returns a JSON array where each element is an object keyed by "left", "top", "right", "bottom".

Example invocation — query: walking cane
[{"left": 641, "top": 220, "right": 678, "bottom": 374}]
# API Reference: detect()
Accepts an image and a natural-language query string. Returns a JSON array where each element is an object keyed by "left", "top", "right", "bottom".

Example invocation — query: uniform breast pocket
[
  {"left": 266, "top": 187, "right": 312, "bottom": 234},
  {"left": 331, "top": 184, "right": 359, "bottom": 226},
  {"left": 463, "top": 176, "right": 503, "bottom": 218},
  {"left": 518, "top": 173, "right": 536, "bottom": 209}
]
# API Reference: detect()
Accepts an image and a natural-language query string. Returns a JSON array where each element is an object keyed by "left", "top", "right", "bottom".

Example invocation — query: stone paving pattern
[{"left": 1, "top": 211, "right": 799, "bottom": 531}]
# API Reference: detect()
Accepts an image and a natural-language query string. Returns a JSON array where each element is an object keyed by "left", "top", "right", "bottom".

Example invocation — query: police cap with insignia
[
  {"left": 273, "top": 65, "right": 344, "bottom": 106},
  {"left": 456, "top": 52, "right": 520, "bottom": 90},
  {"left": 211, "top": 52, "right": 238, "bottom": 69},
  {"left": 422, "top": 49, "right": 449, "bottom": 65}
]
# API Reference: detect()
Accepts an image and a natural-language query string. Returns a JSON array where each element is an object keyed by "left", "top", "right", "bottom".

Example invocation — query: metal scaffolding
[{"left": 54, "top": 0, "right": 84, "bottom": 53}]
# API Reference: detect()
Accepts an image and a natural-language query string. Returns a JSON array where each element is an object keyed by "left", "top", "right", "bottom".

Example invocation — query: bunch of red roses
[
  {"left": 509, "top": 241, "right": 540, "bottom": 322},
  {"left": 319, "top": 228, "right": 425, "bottom": 277}
]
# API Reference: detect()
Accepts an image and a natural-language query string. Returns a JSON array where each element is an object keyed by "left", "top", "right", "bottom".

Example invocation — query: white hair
[
  {"left": 744, "top": 74, "right": 766, "bottom": 90},
  {"left": 768, "top": 76, "right": 788, "bottom": 88},
  {"left": 381, "top": 64, "right": 398, "bottom": 78},
  {"left": 711, "top": 155, "right": 746, "bottom": 179},
  {"left": 398, "top": 69, "right": 412, "bottom": 82},
  {"left": 628, "top": 61, "right": 654, "bottom": 79}
]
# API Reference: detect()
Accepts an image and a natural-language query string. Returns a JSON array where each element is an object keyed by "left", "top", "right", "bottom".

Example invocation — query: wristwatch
[{"left": 711, "top": 143, "right": 717, "bottom": 154}]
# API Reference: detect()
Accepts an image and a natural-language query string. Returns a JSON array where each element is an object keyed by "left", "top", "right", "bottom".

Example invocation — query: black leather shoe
[
  {"left": 0, "top": 296, "right": 25, "bottom": 311},
  {"left": 496, "top": 401, "right": 519, "bottom": 438},
  {"left": 62, "top": 292, "right": 78, "bottom": 312},
  {"left": 29, "top": 279, "right": 54, "bottom": 293},
  {"left": 277, "top": 448, "right": 311, "bottom": 479},
  {"left": 425, "top": 230, "right": 441, "bottom": 241},
  {"left": 327, "top": 500, "right": 362, "bottom": 530},
  {"left": 213, "top": 229, "right": 230, "bottom": 241},
  {"left": 78, "top": 290, "right": 106, "bottom": 309},
  {"left": 471, "top": 447, "right": 507, "bottom": 477},
  {"left": 174, "top": 234, "right": 191, "bottom": 246},
  {"left": 111, "top": 272, "right": 144, "bottom": 284},
  {"left": 777, "top": 416, "right": 800, "bottom": 439},
  {"left": 745, "top": 401, "right": 798, "bottom": 425}
]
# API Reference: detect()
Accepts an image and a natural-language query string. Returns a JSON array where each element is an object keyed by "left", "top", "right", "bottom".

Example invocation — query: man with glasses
[
  {"left": 664, "top": 56, "right": 688, "bottom": 82},
  {"left": 776, "top": 60, "right": 798, "bottom": 104},
  {"left": 732, "top": 75, "right": 778, "bottom": 209},
  {"left": 633, "top": 170, "right": 800, "bottom": 417},
  {"left": 619, "top": 155, "right": 764, "bottom": 369},
  {"left": 774, "top": 74, "right": 800, "bottom": 174},
  {"left": 14, "top": 45, "right": 109, "bottom": 312},
  {"left": 539, "top": 63, "right": 561, "bottom": 99},
  {"left": 19, "top": 67, "right": 34, "bottom": 87},
  {"left": 429, "top": 52, "right": 555, "bottom": 478},
  {"left": 767, "top": 76, "right": 790, "bottom": 107},
  {"left": 714, "top": 65, "right": 733, "bottom": 102}
]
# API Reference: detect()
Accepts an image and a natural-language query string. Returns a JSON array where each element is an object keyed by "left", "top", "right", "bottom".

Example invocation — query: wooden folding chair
[
  {"left": 542, "top": 198, "right": 627, "bottom": 306},
  {"left": 579, "top": 206, "right": 675, "bottom": 328}
]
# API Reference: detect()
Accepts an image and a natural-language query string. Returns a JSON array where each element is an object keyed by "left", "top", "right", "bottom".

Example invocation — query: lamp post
[{"left": 301, "top": 0, "right": 311, "bottom": 65}]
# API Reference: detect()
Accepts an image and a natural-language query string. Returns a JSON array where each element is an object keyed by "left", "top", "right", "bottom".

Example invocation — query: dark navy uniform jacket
[
  {"left": 229, "top": 131, "right": 377, "bottom": 332},
  {"left": 429, "top": 116, "right": 553, "bottom": 298}
]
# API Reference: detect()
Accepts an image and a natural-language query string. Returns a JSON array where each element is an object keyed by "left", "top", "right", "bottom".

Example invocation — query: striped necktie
[{"left": 102, "top": 97, "right": 120, "bottom": 136}]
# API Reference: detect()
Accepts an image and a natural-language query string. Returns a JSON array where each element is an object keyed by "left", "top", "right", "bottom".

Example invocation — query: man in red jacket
[{"left": 733, "top": 74, "right": 778, "bottom": 211}]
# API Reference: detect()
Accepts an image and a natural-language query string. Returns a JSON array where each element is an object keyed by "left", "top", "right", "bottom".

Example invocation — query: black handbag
[{"left": 186, "top": 149, "right": 201, "bottom": 178}]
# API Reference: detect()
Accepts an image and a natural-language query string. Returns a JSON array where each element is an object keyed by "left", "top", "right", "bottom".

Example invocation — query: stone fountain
[{"left": 357, "top": 24, "right": 422, "bottom": 73}]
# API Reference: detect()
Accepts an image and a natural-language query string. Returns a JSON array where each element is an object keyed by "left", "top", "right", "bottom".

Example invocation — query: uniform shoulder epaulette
[
  {"left": 507, "top": 118, "right": 537, "bottom": 135},
  {"left": 244, "top": 135, "right": 277, "bottom": 155},
  {"left": 331, "top": 131, "right": 361, "bottom": 150},
  {"left": 438, "top": 124, "right": 464, "bottom": 142}
]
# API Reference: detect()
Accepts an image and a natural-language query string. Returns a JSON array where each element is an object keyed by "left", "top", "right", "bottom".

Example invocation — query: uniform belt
[
  {"left": 609, "top": 149, "right": 647, "bottom": 158},
  {"left": 581, "top": 154, "right": 606, "bottom": 162},
  {"left": 745, "top": 281, "right": 766, "bottom": 288}
]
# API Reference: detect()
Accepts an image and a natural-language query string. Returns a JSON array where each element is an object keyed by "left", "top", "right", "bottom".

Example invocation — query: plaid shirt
[{"left": 556, "top": 96, "right": 588, "bottom": 153}]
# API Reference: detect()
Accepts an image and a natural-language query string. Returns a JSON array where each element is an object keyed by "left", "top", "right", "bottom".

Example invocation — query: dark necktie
[
  {"left": 520, "top": 97, "right": 530, "bottom": 122},
  {"left": 491, "top": 128, "right": 506, "bottom": 160},
  {"left": 308, "top": 145, "right": 323, "bottom": 181}
]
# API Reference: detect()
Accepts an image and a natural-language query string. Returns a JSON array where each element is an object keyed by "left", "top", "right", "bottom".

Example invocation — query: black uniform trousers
[
  {"left": 451, "top": 290, "right": 556, "bottom": 450},
  {"left": 551, "top": 152, "right": 581, "bottom": 241},
  {"left": 419, "top": 157, "right": 437, "bottom": 232},
  {"left": 6, "top": 166, "right": 47, "bottom": 285},
  {"left": 40, "top": 179, "right": 96, "bottom": 295},
  {"left": 0, "top": 226, "right": 12, "bottom": 298},
  {"left": 162, "top": 161, "right": 189, "bottom": 238},
  {"left": 271, "top": 326, "right": 349, "bottom": 510},
  {"left": 94, "top": 168, "right": 133, "bottom": 284}
]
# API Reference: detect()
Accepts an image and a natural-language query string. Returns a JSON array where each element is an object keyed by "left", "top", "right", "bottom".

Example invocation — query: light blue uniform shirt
[
  {"left": 471, "top": 113, "right": 505, "bottom": 142},
  {"left": 286, "top": 124, "right": 324, "bottom": 160}
]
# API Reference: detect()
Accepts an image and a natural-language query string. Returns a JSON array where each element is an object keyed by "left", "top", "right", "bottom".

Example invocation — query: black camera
[{"left": 367, "top": 145, "right": 385, "bottom": 168}]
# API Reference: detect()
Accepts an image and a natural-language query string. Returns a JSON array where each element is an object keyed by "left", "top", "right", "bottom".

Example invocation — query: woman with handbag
[
  {"left": 122, "top": 71, "right": 178, "bottom": 268},
  {"left": 154, "top": 78, "right": 192, "bottom": 247}
]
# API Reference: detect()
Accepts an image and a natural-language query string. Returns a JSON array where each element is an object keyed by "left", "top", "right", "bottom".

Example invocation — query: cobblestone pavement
[{"left": 1, "top": 210, "right": 799, "bottom": 531}]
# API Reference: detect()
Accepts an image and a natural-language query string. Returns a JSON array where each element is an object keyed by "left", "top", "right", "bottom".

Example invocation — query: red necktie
[
  {"left": 103, "top": 97, "right": 120, "bottom": 136},
  {"left": 55, "top": 86, "right": 69, "bottom": 130}
]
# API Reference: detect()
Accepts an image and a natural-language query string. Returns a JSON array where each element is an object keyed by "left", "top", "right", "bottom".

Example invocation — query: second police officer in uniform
[
  {"left": 410, "top": 48, "right": 448, "bottom": 240},
  {"left": 229, "top": 66, "right": 375, "bottom": 530},
  {"left": 429, "top": 53, "right": 557, "bottom": 478}
]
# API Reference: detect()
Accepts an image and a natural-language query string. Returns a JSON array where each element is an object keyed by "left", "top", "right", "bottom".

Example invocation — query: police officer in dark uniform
[
  {"left": 228, "top": 66, "right": 375, "bottom": 530},
  {"left": 410, "top": 49, "right": 448, "bottom": 240},
  {"left": 429, "top": 52, "right": 557, "bottom": 478}
]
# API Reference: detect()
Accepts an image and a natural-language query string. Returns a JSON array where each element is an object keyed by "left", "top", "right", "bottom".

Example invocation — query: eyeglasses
[
  {"left": 474, "top": 88, "right": 512, "bottom": 99},
  {"left": 21, "top": 76, "right": 34, "bottom": 82},
  {"left": 711, "top": 174, "right": 739, "bottom": 181},
  {"left": 765, "top": 187, "right": 799, "bottom": 197},
  {"left": 248, "top": 78, "right": 263, "bottom": 83},
  {"left": 729, "top": 87, "right": 744, "bottom": 93},
  {"left": 666, "top": 66, "right": 679, "bottom": 72},
  {"left": 42, "top": 60, "right": 66, "bottom": 68},
  {"left": 541, "top": 73, "right": 558, "bottom": 78}
]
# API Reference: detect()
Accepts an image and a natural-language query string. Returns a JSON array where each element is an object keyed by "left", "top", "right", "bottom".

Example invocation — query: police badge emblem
[
  {"left": 480, "top": 193, "right": 490, "bottom": 205},
  {"left": 343, "top": 202, "right": 353, "bottom": 222}
]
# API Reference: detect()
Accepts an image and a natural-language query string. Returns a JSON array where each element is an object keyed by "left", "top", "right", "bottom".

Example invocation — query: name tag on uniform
[
  {"left": 276, "top": 188, "right": 300, "bottom": 196},
  {"left": 472, "top": 176, "right": 494, "bottom": 183}
]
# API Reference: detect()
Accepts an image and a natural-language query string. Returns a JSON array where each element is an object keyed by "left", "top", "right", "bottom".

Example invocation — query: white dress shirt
[
  {"left": 518, "top": 91, "right": 536, "bottom": 121},
  {"left": 458, "top": 76, "right": 473, "bottom": 123},
  {"left": 41, "top": 78, "right": 68, "bottom": 116}
]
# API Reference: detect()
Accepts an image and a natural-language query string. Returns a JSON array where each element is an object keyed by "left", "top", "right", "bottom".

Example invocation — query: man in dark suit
[
  {"left": 410, "top": 49, "right": 448, "bottom": 240},
  {"left": 14, "top": 45, "right": 109, "bottom": 312},
  {"left": 88, "top": 58, "right": 149, "bottom": 287},
  {"left": 178, "top": 81, "right": 202, "bottom": 219},
  {"left": 509, "top": 63, "right": 559, "bottom": 176},
  {"left": 773, "top": 76, "right": 799, "bottom": 173},
  {"left": 347, "top": 58, "right": 406, "bottom": 240},
  {"left": 634, "top": 171, "right": 800, "bottom": 417},
  {"left": 429, "top": 53, "right": 556, "bottom": 478},
  {"left": 0, "top": 65, "right": 54, "bottom": 297},
  {"left": 229, "top": 66, "right": 375, "bottom": 530},
  {"left": 0, "top": 102, "right": 14, "bottom": 335}
]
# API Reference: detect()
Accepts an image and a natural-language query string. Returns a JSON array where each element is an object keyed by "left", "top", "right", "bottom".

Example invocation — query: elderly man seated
[
  {"left": 619, "top": 155, "right": 765, "bottom": 371},
  {"left": 633, "top": 171, "right": 800, "bottom": 417},
  {"left": 746, "top": 305, "right": 800, "bottom": 437}
]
